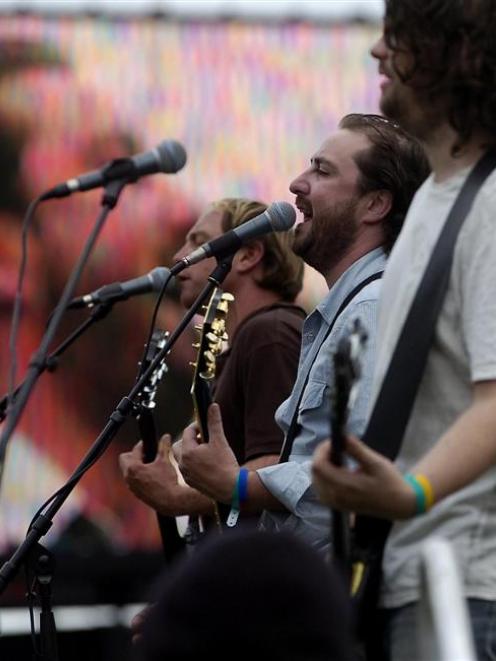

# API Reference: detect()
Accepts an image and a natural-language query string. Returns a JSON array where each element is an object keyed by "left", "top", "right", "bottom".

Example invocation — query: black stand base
[{"left": 26, "top": 543, "right": 59, "bottom": 661}]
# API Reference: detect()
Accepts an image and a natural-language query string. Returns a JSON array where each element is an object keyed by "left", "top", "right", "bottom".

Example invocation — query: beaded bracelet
[
  {"left": 404, "top": 473, "right": 435, "bottom": 515},
  {"left": 226, "top": 468, "right": 249, "bottom": 527}
]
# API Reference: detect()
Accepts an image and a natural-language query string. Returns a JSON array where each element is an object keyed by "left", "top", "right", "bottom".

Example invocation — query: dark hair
[
  {"left": 139, "top": 529, "right": 353, "bottom": 661},
  {"left": 384, "top": 0, "right": 496, "bottom": 153},
  {"left": 211, "top": 197, "right": 304, "bottom": 302},
  {"left": 339, "top": 113, "right": 430, "bottom": 252}
]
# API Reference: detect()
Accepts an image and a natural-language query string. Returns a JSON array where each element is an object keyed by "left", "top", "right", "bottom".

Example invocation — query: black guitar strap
[
  {"left": 352, "top": 150, "right": 496, "bottom": 654},
  {"left": 279, "top": 270, "right": 384, "bottom": 464}
]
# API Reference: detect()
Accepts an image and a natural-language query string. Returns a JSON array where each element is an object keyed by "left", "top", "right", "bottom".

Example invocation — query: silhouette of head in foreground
[{"left": 137, "top": 527, "right": 353, "bottom": 661}]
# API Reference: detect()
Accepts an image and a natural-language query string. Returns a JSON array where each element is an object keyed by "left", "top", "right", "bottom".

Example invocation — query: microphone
[
  {"left": 41, "top": 140, "right": 187, "bottom": 200},
  {"left": 67, "top": 267, "right": 171, "bottom": 309},
  {"left": 170, "top": 201, "right": 296, "bottom": 275}
]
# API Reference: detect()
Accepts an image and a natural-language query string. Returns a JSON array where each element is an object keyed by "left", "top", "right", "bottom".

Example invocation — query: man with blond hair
[{"left": 119, "top": 197, "right": 305, "bottom": 530}]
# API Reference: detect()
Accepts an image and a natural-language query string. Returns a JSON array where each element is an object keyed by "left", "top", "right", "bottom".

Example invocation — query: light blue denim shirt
[{"left": 257, "top": 248, "right": 386, "bottom": 553}]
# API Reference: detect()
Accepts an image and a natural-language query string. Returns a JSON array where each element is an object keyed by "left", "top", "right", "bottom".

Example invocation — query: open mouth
[
  {"left": 378, "top": 72, "right": 392, "bottom": 90},
  {"left": 295, "top": 198, "right": 313, "bottom": 223}
]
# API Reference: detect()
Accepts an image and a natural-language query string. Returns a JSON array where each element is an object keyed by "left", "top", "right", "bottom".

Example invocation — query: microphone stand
[
  {"left": 0, "top": 302, "right": 114, "bottom": 423},
  {"left": 0, "top": 258, "right": 233, "bottom": 647},
  {"left": 25, "top": 543, "right": 59, "bottom": 661},
  {"left": 0, "top": 178, "right": 129, "bottom": 481}
]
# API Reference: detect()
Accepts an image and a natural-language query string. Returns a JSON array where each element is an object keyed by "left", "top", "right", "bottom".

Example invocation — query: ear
[
  {"left": 360, "top": 189, "right": 392, "bottom": 225},
  {"left": 232, "top": 239, "right": 265, "bottom": 274}
]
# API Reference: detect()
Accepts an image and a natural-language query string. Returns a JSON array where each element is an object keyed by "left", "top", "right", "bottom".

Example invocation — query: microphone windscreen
[
  {"left": 156, "top": 140, "right": 187, "bottom": 173},
  {"left": 149, "top": 266, "right": 172, "bottom": 292},
  {"left": 267, "top": 201, "right": 296, "bottom": 232}
]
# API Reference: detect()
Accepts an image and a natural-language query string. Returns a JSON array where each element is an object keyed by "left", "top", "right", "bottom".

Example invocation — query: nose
[
  {"left": 289, "top": 172, "right": 310, "bottom": 196},
  {"left": 370, "top": 33, "right": 387, "bottom": 61}
]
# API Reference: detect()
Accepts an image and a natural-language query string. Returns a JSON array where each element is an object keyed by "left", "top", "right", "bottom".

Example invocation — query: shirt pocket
[
  {"left": 298, "top": 379, "right": 327, "bottom": 415},
  {"left": 292, "top": 380, "right": 329, "bottom": 456}
]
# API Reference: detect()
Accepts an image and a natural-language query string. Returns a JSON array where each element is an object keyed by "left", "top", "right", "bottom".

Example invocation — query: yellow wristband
[
  {"left": 404, "top": 472, "right": 435, "bottom": 514},
  {"left": 414, "top": 474, "right": 435, "bottom": 510}
]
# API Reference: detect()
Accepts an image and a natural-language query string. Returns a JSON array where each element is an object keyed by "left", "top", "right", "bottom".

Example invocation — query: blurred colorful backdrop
[{"left": 0, "top": 10, "right": 381, "bottom": 558}]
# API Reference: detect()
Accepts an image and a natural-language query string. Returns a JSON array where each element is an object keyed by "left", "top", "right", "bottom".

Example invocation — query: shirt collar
[{"left": 315, "top": 247, "right": 387, "bottom": 325}]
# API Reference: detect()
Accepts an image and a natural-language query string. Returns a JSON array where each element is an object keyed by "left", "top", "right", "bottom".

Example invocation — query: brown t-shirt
[{"left": 213, "top": 303, "right": 305, "bottom": 464}]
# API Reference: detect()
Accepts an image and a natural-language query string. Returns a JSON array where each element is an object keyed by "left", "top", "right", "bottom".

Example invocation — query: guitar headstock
[
  {"left": 138, "top": 328, "right": 169, "bottom": 411},
  {"left": 330, "top": 318, "right": 368, "bottom": 465},
  {"left": 191, "top": 288, "right": 234, "bottom": 441}
]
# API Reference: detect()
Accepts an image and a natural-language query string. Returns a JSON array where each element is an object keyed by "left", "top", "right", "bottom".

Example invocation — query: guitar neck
[
  {"left": 193, "top": 384, "right": 213, "bottom": 443},
  {"left": 139, "top": 408, "right": 159, "bottom": 464},
  {"left": 189, "top": 288, "right": 232, "bottom": 531},
  {"left": 329, "top": 337, "right": 358, "bottom": 582}
]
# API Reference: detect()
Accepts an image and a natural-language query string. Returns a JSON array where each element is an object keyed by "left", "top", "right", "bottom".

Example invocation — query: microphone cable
[
  {"left": 134, "top": 268, "right": 175, "bottom": 381},
  {"left": 7, "top": 194, "right": 44, "bottom": 422}
]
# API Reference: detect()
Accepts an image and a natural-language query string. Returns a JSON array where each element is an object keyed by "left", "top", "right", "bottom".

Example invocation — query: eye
[
  {"left": 189, "top": 234, "right": 210, "bottom": 249},
  {"left": 384, "top": 22, "right": 401, "bottom": 50},
  {"left": 315, "top": 164, "right": 329, "bottom": 176}
]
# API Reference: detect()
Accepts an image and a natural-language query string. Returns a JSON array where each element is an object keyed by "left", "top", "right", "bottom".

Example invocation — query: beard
[
  {"left": 380, "top": 83, "right": 442, "bottom": 142},
  {"left": 293, "top": 198, "right": 360, "bottom": 276}
]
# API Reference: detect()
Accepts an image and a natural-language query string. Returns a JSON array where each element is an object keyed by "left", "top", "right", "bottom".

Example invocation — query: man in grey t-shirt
[{"left": 312, "top": 2, "right": 496, "bottom": 659}]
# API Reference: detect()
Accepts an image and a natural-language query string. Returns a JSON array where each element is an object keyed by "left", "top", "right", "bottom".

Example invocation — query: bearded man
[{"left": 178, "top": 112, "right": 429, "bottom": 553}]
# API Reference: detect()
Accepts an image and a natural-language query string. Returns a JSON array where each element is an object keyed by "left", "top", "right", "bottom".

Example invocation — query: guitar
[
  {"left": 189, "top": 287, "right": 233, "bottom": 535},
  {"left": 329, "top": 318, "right": 368, "bottom": 582},
  {"left": 135, "top": 329, "right": 186, "bottom": 563}
]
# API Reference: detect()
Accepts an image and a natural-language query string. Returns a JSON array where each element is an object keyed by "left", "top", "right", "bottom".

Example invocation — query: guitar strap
[
  {"left": 279, "top": 270, "right": 384, "bottom": 464},
  {"left": 352, "top": 150, "right": 496, "bottom": 655}
]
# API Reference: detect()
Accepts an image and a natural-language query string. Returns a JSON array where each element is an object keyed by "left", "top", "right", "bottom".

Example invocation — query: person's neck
[
  {"left": 423, "top": 124, "right": 488, "bottom": 183},
  {"left": 321, "top": 233, "right": 383, "bottom": 289},
  {"left": 225, "top": 281, "right": 282, "bottom": 341}
]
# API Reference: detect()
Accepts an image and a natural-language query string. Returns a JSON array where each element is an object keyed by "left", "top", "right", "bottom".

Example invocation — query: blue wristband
[
  {"left": 237, "top": 467, "right": 249, "bottom": 506},
  {"left": 227, "top": 468, "right": 249, "bottom": 527}
]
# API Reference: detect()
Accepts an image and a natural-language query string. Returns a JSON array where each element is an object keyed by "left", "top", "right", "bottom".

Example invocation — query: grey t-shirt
[{"left": 372, "top": 167, "right": 496, "bottom": 608}]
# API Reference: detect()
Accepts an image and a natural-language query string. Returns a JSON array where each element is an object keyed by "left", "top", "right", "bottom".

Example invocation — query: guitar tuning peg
[
  {"left": 189, "top": 361, "right": 197, "bottom": 368},
  {"left": 194, "top": 324, "right": 203, "bottom": 331},
  {"left": 222, "top": 293, "right": 235, "bottom": 302},
  {"left": 217, "top": 301, "right": 229, "bottom": 313},
  {"left": 192, "top": 342, "right": 200, "bottom": 349},
  {"left": 205, "top": 350, "right": 216, "bottom": 363}
]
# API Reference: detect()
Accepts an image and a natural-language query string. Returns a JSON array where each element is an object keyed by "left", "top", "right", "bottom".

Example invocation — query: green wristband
[{"left": 404, "top": 473, "right": 429, "bottom": 515}]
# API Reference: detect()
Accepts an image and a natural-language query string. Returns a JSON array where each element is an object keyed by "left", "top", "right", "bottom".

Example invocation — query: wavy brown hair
[
  {"left": 339, "top": 114, "right": 430, "bottom": 253},
  {"left": 210, "top": 197, "right": 304, "bottom": 302},
  {"left": 384, "top": 0, "right": 496, "bottom": 154}
]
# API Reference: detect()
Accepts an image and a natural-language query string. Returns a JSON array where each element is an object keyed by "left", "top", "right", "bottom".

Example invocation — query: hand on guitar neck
[
  {"left": 120, "top": 435, "right": 188, "bottom": 515},
  {"left": 120, "top": 289, "right": 235, "bottom": 556},
  {"left": 312, "top": 317, "right": 417, "bottom": 520},
  {"left": 180, "top": 402, "right": 240, "bottom": 504},
  {"left": 119, "top": 328, "right": 187, "bottom": 562}
]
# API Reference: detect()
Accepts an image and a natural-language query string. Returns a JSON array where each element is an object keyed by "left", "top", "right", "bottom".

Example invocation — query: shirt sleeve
[{"left": 257, "top": 297, "right": 379, "bottom": 513}]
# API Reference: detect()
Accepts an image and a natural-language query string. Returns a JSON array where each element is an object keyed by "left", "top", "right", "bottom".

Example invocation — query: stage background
[{"left": 0, "top": 4, "right": 381, "bottom": 658}]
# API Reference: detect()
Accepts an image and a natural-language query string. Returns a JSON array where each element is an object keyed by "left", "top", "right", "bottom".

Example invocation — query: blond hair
[{"left": 209, "top": 197, "right": 303, "bottom": 302}]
